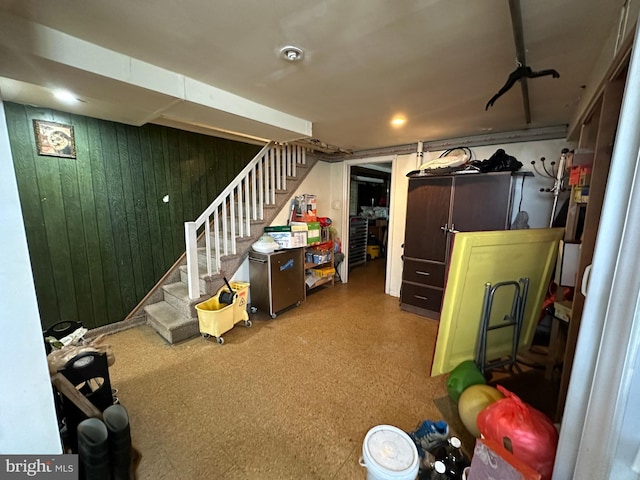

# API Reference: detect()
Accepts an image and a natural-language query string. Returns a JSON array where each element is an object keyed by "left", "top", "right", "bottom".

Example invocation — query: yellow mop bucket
[{"left": 196, "top": 279, "right": 251, "bottom": 344}]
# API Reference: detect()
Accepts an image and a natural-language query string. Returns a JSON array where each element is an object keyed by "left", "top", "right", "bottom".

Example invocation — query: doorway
[{"left": 342, "top": 159, "right": 393, "bottom": 291}]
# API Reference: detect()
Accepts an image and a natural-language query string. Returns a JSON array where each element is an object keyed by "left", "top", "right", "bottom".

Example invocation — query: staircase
[{"left": 137, "top": 142, "right": 318, "bottom": 344}]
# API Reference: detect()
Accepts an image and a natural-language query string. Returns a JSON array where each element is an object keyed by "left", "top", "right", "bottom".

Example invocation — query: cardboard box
[
  {"left": 572, "top": 148, "right": 594, "bottom": 166},
  {"left": 573, "top": 185, "right": 589, "bottom": 203},
  {"left": 569, "top": 165, "right": 592, "bottom": 187},
  {"left": 310, "top": 266, "right": 335, "bottom": 277},
  {"left": 569, "top": 166, "right": 581, "bottom": 186},
  {"left": 290, "top": 222, "right": 310, "bottom": 244},
  {"left": 289, "top": 222, "right": 308, "bottom": 233},
  {"left": 293, "top": 194, "right": 317, "bottom": 222},
  {"left": 578, "top": 166, "right": 592, "bottom": 186},
  {"left": 306, "top": 221, "right": 321, "bottom": 244},
  {"left": 553, "top": 300, "right": 572, "bottom": 323},
  {"left": 264, "top": 226, "right": 307, "bottom": 249},
  {"left": 291, "top": 221, "right": 322, "bottom": 245}
]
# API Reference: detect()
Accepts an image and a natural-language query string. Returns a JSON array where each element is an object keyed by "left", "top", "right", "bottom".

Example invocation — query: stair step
[
  {"left": 178, "top": 264, "right": 203, "bottom": 289},
  {"left": 145, "top": 301, "right": 200, "bottom": 344},
  {"left": 197, "top": 234, "right": 255, "bottom": 267},
  {"left": 196, "top": 249, "right": 243, "bottom": 270},
  {"left": 206, "top": 234, "right": 255, "bottom": 247},
  {"left": 162, "top": 282, "right": 205, "bottom": 317},
  {"left": 179, "top": 264, "right": 226, "bottom": 293}
]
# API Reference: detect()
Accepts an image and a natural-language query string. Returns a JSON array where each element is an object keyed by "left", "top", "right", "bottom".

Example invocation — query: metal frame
[{"left": 475, "top": 278, "right": 530, "bottom": 375}]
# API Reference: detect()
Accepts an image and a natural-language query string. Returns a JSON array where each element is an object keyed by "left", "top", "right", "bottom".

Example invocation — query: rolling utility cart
[
  {"left": 249, "top": 247, "right": 305, "bottom": 318},
  {"left": 195, "top": 279, "right": 251, "bottom": 344}
]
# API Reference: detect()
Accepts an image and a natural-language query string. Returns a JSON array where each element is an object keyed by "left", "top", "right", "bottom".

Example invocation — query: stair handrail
[{"left": 184, "top": 141, "right": 307, "bottom": 299}]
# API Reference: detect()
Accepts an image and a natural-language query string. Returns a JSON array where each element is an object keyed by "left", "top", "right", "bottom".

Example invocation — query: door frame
[{"left": 340, "top": 155, "right": 395, "bottom": 289}]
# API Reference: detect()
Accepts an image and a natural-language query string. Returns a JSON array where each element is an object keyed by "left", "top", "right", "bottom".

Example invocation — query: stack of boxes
[
  {"left": 291, "top": 221, "right": 320, "bottom": 245},
  {"left": 262, "top": 193, "right": 337, "bottom": 283},
  {"left": 292, "top": 194, "right": 317, "bottom": 223},
  {"left": 569, "top": 165, "right": 591, "bottom": 204},
  {"left": 263, "top": 224, "right": 308, "bottom": 249},
  {"left": 263, "top": 194, "right": 321, "bottom": 249}
]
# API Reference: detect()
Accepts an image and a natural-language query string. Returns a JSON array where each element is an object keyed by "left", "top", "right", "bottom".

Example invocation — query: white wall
[
  {"left": 0, "top": 99, "right": 62, "bottom": 453},
  {"left": 271, "top": 160, "right": 333, "bottom": 225}
]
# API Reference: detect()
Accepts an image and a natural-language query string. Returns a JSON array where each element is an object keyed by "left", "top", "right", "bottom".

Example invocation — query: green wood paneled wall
[{"left": 4, "top": 102, "right": 261, "bottom": 330}]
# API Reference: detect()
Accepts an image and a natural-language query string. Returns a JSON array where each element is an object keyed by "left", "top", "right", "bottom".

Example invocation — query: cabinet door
[
  {"left": 404, "top": 177, "right": 452, "bottom": 261},
  {"left": 270, "top": 249, "right": 305, "bottom": 313},
  {"left": 451, "top": 173, "right": 512, "bottom": 232}
]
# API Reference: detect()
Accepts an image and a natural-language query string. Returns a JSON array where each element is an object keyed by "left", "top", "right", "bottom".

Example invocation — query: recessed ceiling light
[
  {"left": 53, "top": 89, "right": 77, "bottom": 103},
  {"left": 391, "top": 116, "right": 406, "bottom": 127},
  {"left": 280, "top": 46, "right": 304, "bottom": 62}
]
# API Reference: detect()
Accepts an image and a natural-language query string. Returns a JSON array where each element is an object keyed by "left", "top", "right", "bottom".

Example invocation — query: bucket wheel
[
  {"left": 216, "top": 336, "right": 224, "bottom": 345},
  {"left": 244, "top": 320, "right": 252, "bottom": 328}
]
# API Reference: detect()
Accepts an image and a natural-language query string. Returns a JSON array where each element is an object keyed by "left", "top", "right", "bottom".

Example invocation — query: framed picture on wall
[{"left": 33, "top": 120, "right": 77, "bottom": 159}]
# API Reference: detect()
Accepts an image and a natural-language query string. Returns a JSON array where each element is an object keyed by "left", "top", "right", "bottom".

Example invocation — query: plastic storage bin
[{"left": 196, "top": 281, "right": 251, "bottom": 344}]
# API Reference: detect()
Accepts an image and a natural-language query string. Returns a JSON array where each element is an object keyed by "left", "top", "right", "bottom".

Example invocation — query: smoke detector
[{"left": 280, "top": 46, "right": 304, "bottom": 62}]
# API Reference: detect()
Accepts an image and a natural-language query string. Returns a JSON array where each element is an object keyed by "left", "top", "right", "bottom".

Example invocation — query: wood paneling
[{"left": 5, "top": 102, "right": 260, "bottom": 329}]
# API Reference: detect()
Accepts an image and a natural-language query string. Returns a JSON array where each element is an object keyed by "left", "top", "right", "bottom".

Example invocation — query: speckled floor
[{"left": 105, "top": 259, "right": 461, "bottom": 480}]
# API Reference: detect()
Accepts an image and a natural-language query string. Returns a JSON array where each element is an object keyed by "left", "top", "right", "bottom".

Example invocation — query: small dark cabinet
[{"left": 400, "top": 171, "right": 518, "bottom": 318}]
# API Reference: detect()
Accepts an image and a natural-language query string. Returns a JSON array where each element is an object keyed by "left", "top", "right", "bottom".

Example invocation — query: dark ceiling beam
[{"left": 508, "top": 0, "right": 532, "bottom": 124}]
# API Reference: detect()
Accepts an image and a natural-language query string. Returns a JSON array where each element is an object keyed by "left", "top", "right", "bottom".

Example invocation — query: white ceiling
[{"left": 0, "top": 1, "right": 632, "bottom": 153}]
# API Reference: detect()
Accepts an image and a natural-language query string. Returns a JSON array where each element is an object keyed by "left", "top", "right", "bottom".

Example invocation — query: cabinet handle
[
  {"left": 581, "top": 264, "right": 592, "bottom": 297},
  {"left": 414, "top": 295, "right": 428, "bottom": 300},
  {"left": 415, "top": 271, "right": 430, "bottom": 276},
  {"left": 440, "top": 224, "right": 460, "bottom": 234}
]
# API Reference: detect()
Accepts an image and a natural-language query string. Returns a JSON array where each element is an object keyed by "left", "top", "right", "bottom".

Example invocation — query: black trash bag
[{"left": 469, "top": 149, "right": 522, "bottom": 173}]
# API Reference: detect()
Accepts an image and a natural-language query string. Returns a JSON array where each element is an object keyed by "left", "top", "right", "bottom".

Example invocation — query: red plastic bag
[{"left": 476, "top": 385, "right": 558, "bottom": 480}]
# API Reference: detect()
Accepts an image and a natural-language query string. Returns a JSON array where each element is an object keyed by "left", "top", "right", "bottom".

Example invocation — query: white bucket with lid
[{"left": 359, "top": 425, "right": 419, "bottom": 480}]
